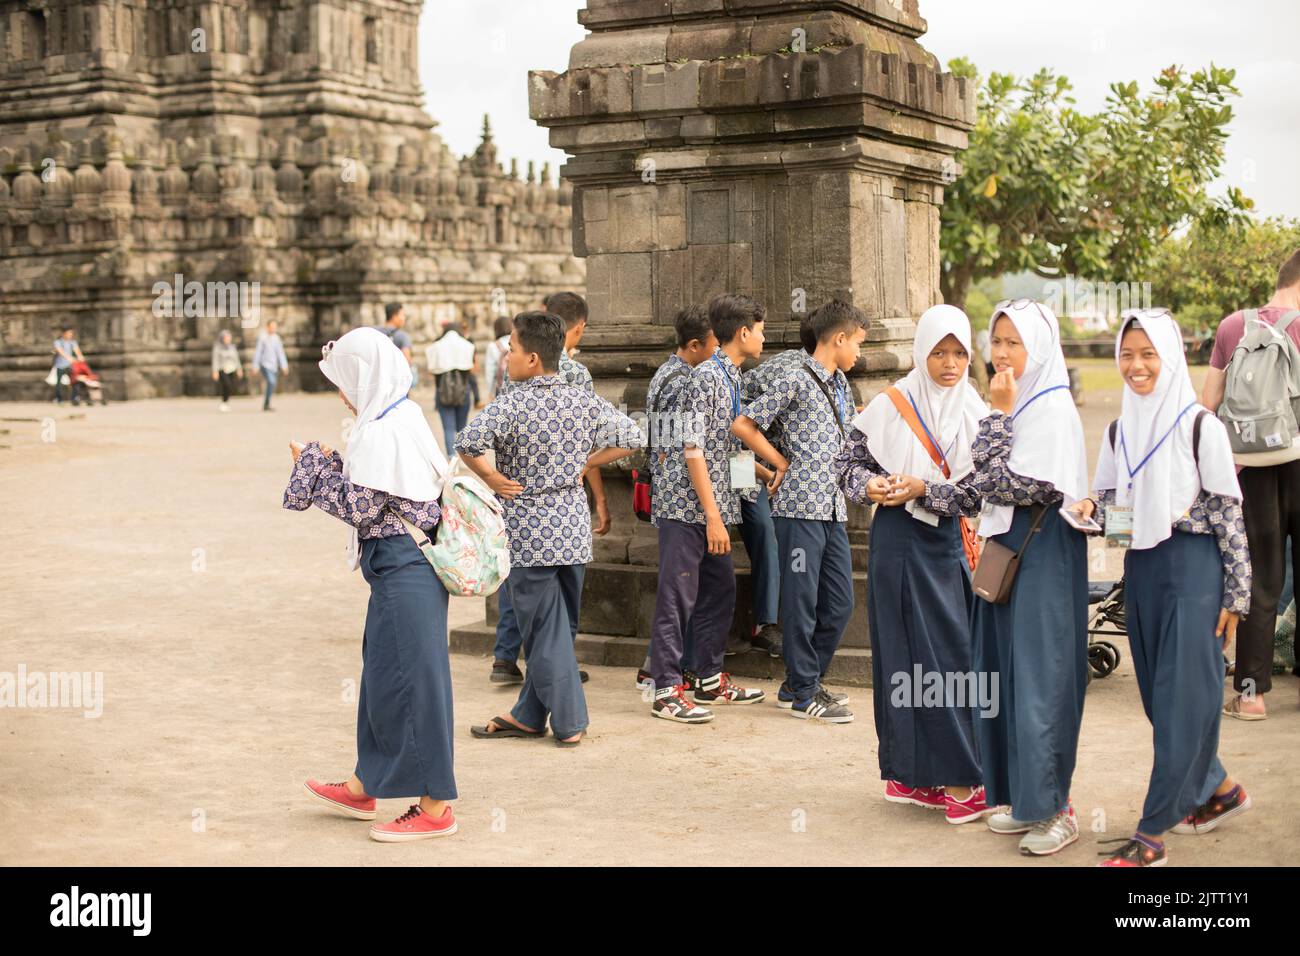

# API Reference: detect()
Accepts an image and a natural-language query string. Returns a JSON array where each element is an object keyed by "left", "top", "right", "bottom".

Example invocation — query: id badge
[
  {"left": 729, "top": 450, "right": 757, "bottom": 490},
  {"left": 1105, "top": 506, "right": 1133, "bottom": 549},
  {"left": 906, "top": 498, "right": 940, "bottom": 527}
]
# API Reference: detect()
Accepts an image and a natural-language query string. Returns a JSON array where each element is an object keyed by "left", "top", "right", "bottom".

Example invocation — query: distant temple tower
[{"left": 0, "top": 0, "right": 582, "bottom": 398}]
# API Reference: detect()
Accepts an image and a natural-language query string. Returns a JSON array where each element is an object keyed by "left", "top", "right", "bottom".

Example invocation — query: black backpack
[{"left": 437, "top": 368, "right": 470, "bottom": 407}]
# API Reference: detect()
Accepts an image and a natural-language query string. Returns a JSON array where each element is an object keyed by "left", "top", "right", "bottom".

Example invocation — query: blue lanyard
[
  {"left": 1012, "top": 384, "right": 1069, "bottom": 420},
  {"left": 375, "top": 397, "right": 407, "bottom": 421},
  {"left": 832, "top": 377, "right": 848, "bottom": 425},
  {"left": 1119, "top": 402, "right": 1197, "bottom": 490},
  {"left": 712, "top": 353, "right": 741, "bottom": 419},
  {"left": 906, "top": 391, "right": 956, "bottom": 469}
]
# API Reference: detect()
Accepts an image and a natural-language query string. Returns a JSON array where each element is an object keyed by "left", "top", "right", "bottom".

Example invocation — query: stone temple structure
[
  {"left": 453, "top": 0, "right": 976, "bottom": 684},
  {"left": 0, "top": 0, "right": 582, "bottom": 400}
]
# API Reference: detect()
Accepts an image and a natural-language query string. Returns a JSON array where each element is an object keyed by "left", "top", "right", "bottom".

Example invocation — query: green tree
[
  {"left": 1150, "top": 216, "right": 1300, "bottom": 333},
  {"left": 941, "top": 60, "right": 1247, "bottom": 311}
]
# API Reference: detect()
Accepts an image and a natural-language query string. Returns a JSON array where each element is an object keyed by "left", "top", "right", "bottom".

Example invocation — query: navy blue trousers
[
  {"left": 772, "top": 517, "right": 854, "bottom": 700},
  {"left": 356, "top": 535, "right": 457, "bottom": 800},
  {"left": 1125, "top": 531, "right": 1229, "bottom": 834},
  {"left": 492, "top": 583, "right": 523, "bottom": 663},
  {"left": 868, "top": 504, "right": 981, "bottom": 788},
  {"left": 650, "top": 520, "right": 735, "bottom": 691},
  {"left": 508, "top": 565, "right": 588, "bottom": 738},
  {"left": 740, "top": 486, "right": 780, "bottom": 627},
  {"left": 972, "top": 505, "right": 1088, "bottom": 822}
]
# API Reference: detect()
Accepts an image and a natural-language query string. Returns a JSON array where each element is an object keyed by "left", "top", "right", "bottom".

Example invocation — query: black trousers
[
  {"left": 1235, "top": 458, "right": 1300, "bottom": 695},
  {"left": 216, "top": 371, "right": 236, "bottom": 403}
]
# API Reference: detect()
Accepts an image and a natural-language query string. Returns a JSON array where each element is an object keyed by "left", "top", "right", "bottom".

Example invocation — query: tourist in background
[
  {"left": 427, "top": 315, "right": 477, "bottom": 454},
  {"left": 484, "top": 315, "right": 512, "bottom": 404},
  {"left": 50, "top": 327, "right": 84, "bottom": 405},
  {"left": 380, "top": 302, "right": 416, "bottom": 388},
  {"left": 211, "top": 329, "right": 243, "bottom": 412},
  {"left": 252, "top": 320, "right": 289, "bottom": 412}
]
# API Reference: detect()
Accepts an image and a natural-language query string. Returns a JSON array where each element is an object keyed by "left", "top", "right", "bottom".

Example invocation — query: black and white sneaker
[
  {"left": 790, "top": 688, "right": 854, "bottom": 723},
  {"left": 750, "top": 624, "right": 783, "bottom": 658},
  {"left": 652, "top": 685, "right": 714, "bottom": 724},
  {"left": 775, "top": 682, "right": 850, "bottom": 709},
  {"left": 693, "top": 672, "right": 765, "bottom": 705}
]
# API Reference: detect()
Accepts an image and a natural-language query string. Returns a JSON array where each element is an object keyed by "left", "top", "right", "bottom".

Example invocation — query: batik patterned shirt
[
  {"left": 282, "top": 442, "right": 441, "bottom": 538},
  {"left": 645, "top": 354, "right": 695, "bottom": 528},
  {"left": 970, "top": 412, "right": 1062, "bottom": 506},
  {"left": 500, "top": 350, "right": 594, "bottom": 395},
  {"left": 656, "top": 348, "right": 748, "bottom": 526},
  {"left": 835, "top": 426, "right": 983, "bottom": 518},
  {"left": 455, "top": 374, "right": 643, "bottom": 567},
  {"left": 1094, "top": 489, "right": 1252, "bottom": 614},
  {"left": 741, "top": 348, "right": 809, "bottom": 404},
  {"left": 741, "top": 359, "right": 852, "bottom": 521}
]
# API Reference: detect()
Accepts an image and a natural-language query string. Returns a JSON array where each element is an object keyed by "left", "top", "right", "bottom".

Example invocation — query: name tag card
[
  {"left": 1105, "top": 506, "right": 1133, "bottom": 549},
  {"left": 729, "top": 450, "right": 758, "bottom": 490}
]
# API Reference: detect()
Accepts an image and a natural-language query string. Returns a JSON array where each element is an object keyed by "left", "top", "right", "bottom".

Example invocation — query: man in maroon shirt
[{"left": 1201, "top": 248, "right": 1300, "bottom": 719}]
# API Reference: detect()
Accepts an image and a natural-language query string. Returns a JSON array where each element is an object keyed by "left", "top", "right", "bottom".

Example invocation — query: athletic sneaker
[
  {"left": 884, "top": 780, "right": 947, "bottom": 810},
  {"left": 945, "top": 785, "right": 990, "bottom": 824},
  {"left": 635, "top": 668, "right": 653, "bottom": 690},
  {"left": 652, "top": 684, "right": 714, "bottom": 723},
  {"left": 490, "top": 659, "right": 524, "bottom": 684},
  {"left": 986, "top": 810, "right": 1033, "bottom": 834},
  {"left": 775, "top": 682, "right": 849, "bottom": 709},
  {"left": 750, "top": 623, "right": 783, "bottom": 658},
  {"left": 693, "top": 671, "right": 765, "bottom": 705},
  {"left": 219, "top": 402, "right": 230, "bottom": 412},
  {"left": 304, "top": 779, "right": 376, "bottom": 820},
  {"left": 724, "top": 634, "right": 753, "bottom": 656},
  {"left": 790, "top": 688, "right": 854, "bottom": 723},
  {"left": 1170, "top": 785, "right": 1252, "bottom": 834},
  {"left": 1019, "top": 806, "right": 1079, "bottom": 856},
  {"left": 369, "top": 804, "right": 458, "bottom": 843},
  {"left": 1097, "top": 836, "right": 1167, "bottom": 868}
]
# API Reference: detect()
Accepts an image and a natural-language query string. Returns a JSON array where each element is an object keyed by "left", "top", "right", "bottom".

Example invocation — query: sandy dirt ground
[{"left": 1, "top": 384, "right": 1297, "bottom": 866}]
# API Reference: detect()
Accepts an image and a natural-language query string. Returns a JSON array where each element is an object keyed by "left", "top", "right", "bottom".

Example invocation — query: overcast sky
[{"left": 418, "top": 0, "right": 1300, "bottom": 219}]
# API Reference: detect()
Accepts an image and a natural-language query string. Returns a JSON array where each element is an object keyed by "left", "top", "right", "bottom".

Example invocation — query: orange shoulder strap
[{"left": 884, "top": 387, "right": 950, "bottom": 479}]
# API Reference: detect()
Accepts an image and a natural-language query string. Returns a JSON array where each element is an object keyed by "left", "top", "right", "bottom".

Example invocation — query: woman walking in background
[
  {"left": 211, "top": 330, "right": 243, "bottom": 411},
  {"left": 284, "top": 327, "right": 458, "bottom": 843}
]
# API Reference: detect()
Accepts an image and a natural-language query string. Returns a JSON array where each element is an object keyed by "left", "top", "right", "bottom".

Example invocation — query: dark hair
[
  {"left": 542, "top": 291, "right": 588, "bottom": 329},
  {"left": 512, "top": 311, "right": 565, "bottom": 372},
  {"left": 493, "top": 315, "right": 513, "bottom": 338},
  {"left": 384, "top": 302, "right": 404, "bottom": 322},
  {"left": 798, "top": 313, "right": 816, "bottom": 353},
  {"left": 674, "top": 304, "right": 712, "bottom": 349},
  {"left": 61, "top": 326, "right": 75, "bottom": 334},
  {"left": 808, "top": 299, "right": 867, "bottom": 344},
  {"left": 707, "top": 293, "right": 765, "bottom": 345},
  {"left": 1277, "top": 249, "right": 1300, "bottom": 291}
]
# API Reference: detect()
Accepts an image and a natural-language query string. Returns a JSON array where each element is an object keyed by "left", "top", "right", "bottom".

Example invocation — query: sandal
[
  {"left": 470, "top": 716, "right": 546, "bottom": 739},
  {"left": 554, "top": 732, "right": 583, "bottom": 748},
  {"left": 1222, "top": 695, "right": 1267, "bottom": 721}
]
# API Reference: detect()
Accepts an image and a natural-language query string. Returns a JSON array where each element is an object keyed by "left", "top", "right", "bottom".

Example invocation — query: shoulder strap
[
  {"left": 1192, "top": 408, "right": 1208, "bottom": 467},
  {"left": 1274, "top": 310, "right": 1300, "bottom": 336},
  {"left": 802, "top": 364, "right": 846, "bottom": 436},
  {"left": 649, "top": 368, "right": 689, "bottom": 414},
  {"left": 1108, "top": 419, "right": 1118, "bottom": 450},
  {"left": 884, "top": 386, "right": 948, "bottom": 478}
]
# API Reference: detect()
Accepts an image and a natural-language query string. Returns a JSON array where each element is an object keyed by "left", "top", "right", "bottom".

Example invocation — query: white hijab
[
  {"left": 854, "top": 304, "right": 988, "bottom": 484},
  {"left": 980, "top": 301, "right": 1089, "bottom": 538},
  {"left": 319, "top": 328, "right": 447, "bottom": 568},
  {"left": 1093, "top": 310, "right": 1240, "bottom": 550}
]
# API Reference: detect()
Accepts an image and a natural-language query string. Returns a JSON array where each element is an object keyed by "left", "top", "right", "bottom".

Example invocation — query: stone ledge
[{"left": 448, "top": 620, "right": 874, "bottom": 687}]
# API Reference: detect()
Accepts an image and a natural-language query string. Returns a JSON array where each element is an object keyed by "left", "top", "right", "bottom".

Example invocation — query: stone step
[{"left": 448, "top": 621, "right": 874, "bottom": 687}]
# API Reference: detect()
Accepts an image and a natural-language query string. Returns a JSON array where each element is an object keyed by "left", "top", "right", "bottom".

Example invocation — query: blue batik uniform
[
  {"left": 493, "top": 351, "right": 597, "bottom": 666},
  {"left": 457, "top": 375, "right": 642, "bottom": 736},
  {"left": 742, "top": 358, "right": 854, "bottom": 700},
  {"left": 969, "top": 412, "right": 1089, "bottom": 822}
]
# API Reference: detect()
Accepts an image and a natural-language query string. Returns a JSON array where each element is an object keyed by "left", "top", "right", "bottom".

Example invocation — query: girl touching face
[
  {"left": 1118, "top": 326, "right": 1161, "bottom": 396},
  {"left": 926, "top": 333, "right": 969, "bottom": 387},
  {"left": 989, "top": 315, "right": 1028, "bottom": 379}
]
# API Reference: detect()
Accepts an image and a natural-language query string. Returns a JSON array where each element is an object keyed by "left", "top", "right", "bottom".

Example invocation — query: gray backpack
[{"left": 1219, "top": 309, "right": 1300, "bottom": 455}]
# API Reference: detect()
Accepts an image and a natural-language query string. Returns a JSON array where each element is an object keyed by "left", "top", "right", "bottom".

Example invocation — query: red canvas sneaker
[
  {"left": 369, "top": 804, "right": 458, "bottom": 843},
  {"left": 305, "top": 779, "right": 376, "bottom": 820},
  {"left": 884, "top": 780, "right": 947, "bottom": 810}
]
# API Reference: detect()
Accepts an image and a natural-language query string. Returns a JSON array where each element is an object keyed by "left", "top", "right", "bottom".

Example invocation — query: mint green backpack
[{"left": 399, "top": 463, "right": 510, "bottom": 597}]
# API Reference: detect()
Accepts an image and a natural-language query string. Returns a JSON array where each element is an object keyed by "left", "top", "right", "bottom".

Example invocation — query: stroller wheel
[{"left": 1088, "top": 641, "right": 1121, "bottom": 678}]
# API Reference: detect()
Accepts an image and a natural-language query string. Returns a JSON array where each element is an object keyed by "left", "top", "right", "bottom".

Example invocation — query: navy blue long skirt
[
  {"left": 356, "top": 534, "right": 457, "bottom": 801},
  {"left": 868, "top": 504, "right": 981, "bottom": 787},
  {"left": 972, "top": 504, "right": 1088, "bottom": 821},
  {"left": 1125, "top": 531, "right": 1228, "bottom": 834}
]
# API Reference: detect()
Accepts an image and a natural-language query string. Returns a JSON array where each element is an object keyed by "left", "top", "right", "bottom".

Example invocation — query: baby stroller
[
  {"left": 68, "top": 360, "right": 108, "bottom": 406},
  {"left": 1086, "top": 578, "right": 1125, "bottom": 679}
]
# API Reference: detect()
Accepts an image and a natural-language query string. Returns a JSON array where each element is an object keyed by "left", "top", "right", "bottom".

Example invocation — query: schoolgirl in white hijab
[
  {"left": 980, "top": 300, "right": 1089, "bottom": 537},
  {"left": 1090, "top": 309, "right": 1252, "bottom": 868},
  {"left": 317, "top": 327, "right": 447, "bottom": 568},
  {"left": 856, "top": 304, "right": 989, "bottom": 499}
]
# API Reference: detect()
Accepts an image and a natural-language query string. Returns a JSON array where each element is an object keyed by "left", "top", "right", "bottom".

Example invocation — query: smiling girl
[{"left": 1088, "top": 310, "right": 1253, "bottom": 867}]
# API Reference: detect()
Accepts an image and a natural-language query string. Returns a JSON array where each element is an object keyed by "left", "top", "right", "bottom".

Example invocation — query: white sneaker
[
  {"left": 219, "top": 402, "right": 230, "bottom": 412},
  {"left": 987, "top": 809, "right": 1033, "bottom": 834},
  {"left": 1018, "top": 806, "right": 1079, "bottom": 856}
]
